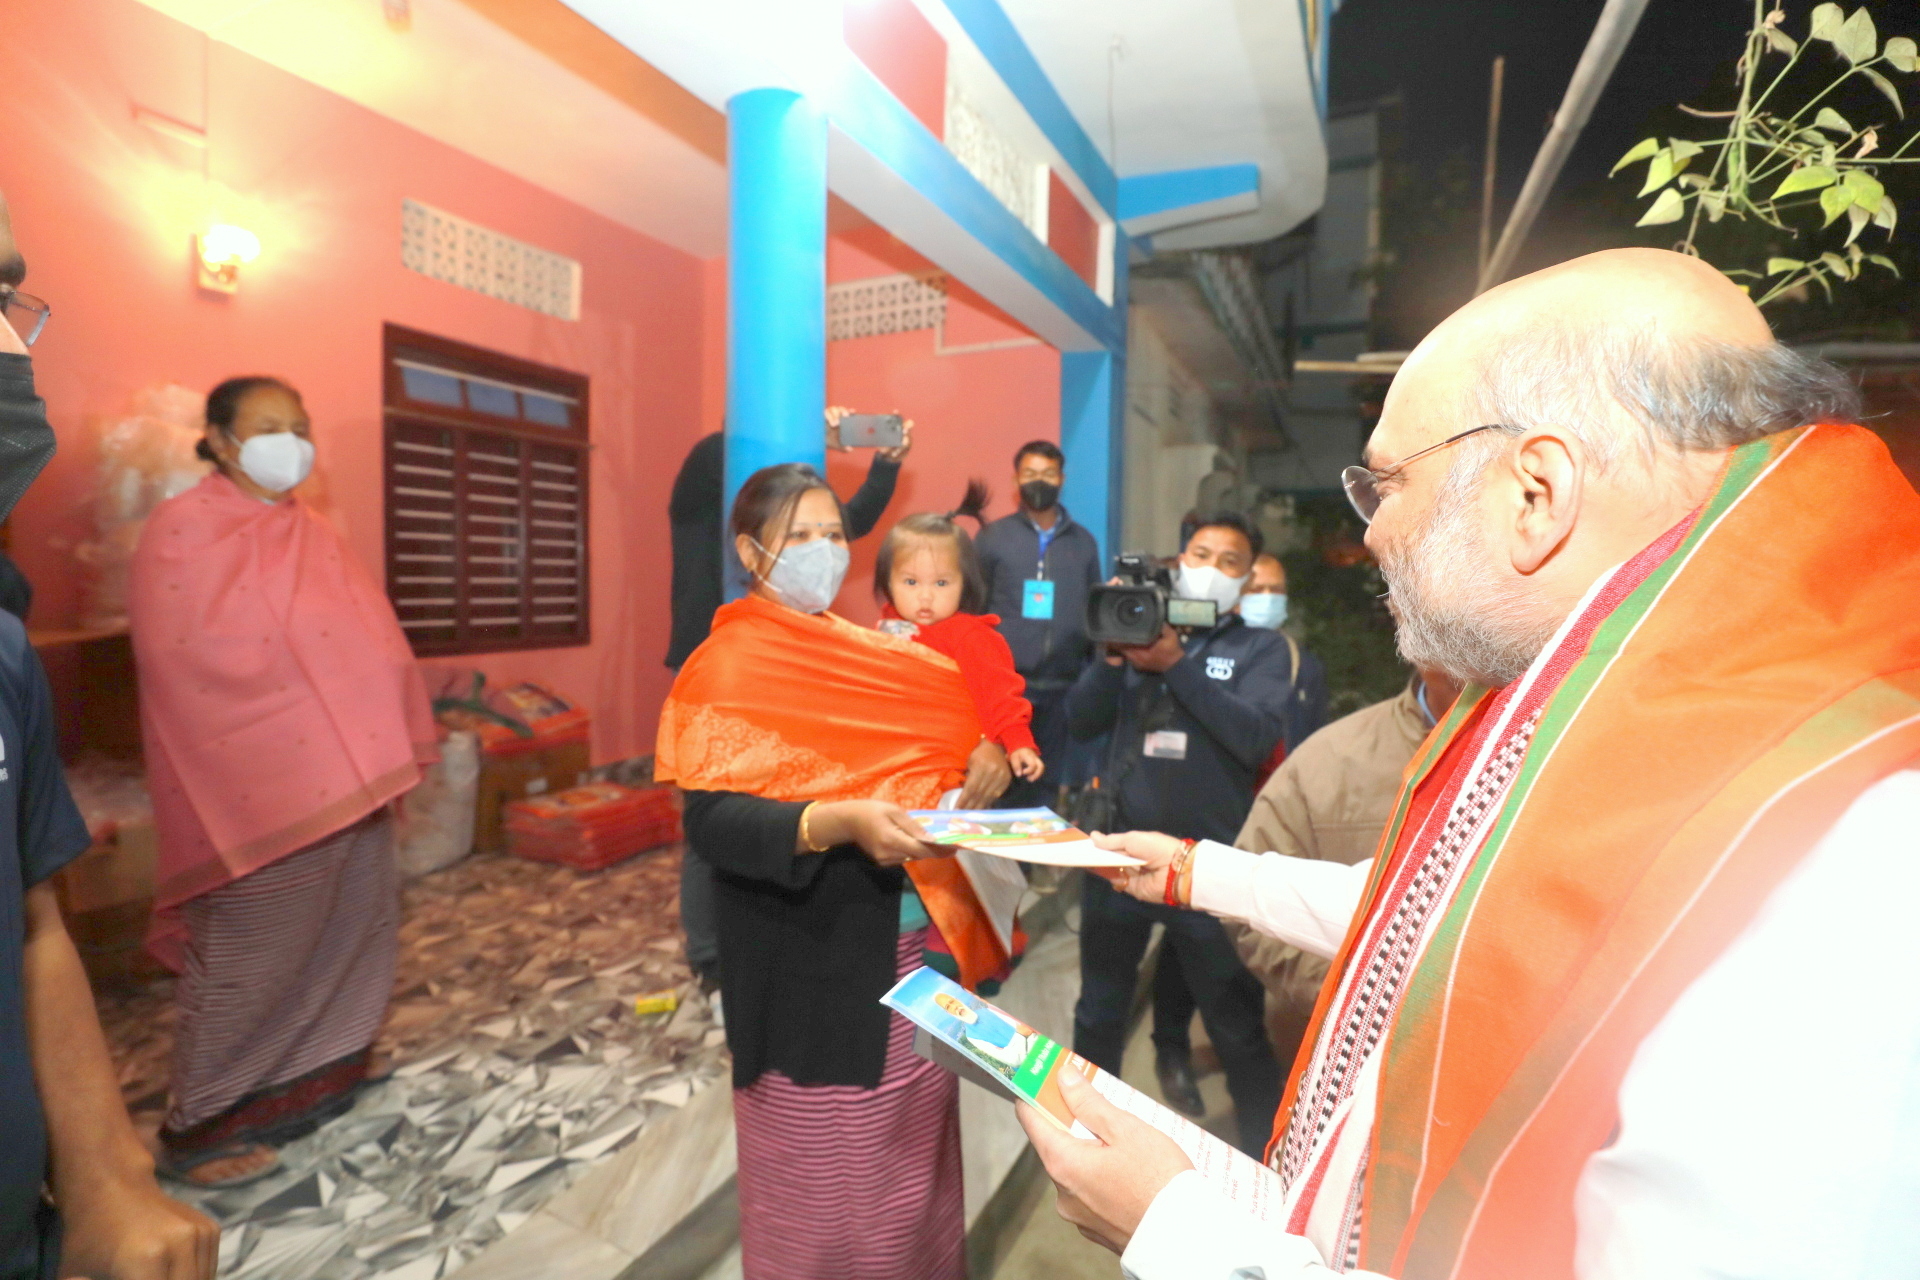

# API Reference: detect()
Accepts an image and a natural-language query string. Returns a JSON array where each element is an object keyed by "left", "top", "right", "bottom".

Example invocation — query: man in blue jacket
[
  {"left": 1065, "top": 513, "right": 1313, "bottom": 1155},
  {"left": 976, "top": 440, "right": 1102, "bottom": 805}
]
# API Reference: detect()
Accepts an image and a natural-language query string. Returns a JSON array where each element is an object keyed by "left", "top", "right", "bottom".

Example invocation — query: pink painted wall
[
  {"left": 844, "top": 0, "right": 948, "bottom": 137},
  {"left": 2, "top": 0, "right": 710, "bottom": 764},
  {"left": 822, "top": 226, "right": 1060, "bottom": 628}
]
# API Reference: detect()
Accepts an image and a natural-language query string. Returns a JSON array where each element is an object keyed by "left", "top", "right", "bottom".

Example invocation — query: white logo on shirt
[{"left": 1205, "top": 656, "right": 1235, "bottom": 681}]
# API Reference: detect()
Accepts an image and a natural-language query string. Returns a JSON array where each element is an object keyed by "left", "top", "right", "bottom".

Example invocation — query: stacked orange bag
[{"left": 503, "top": 782, "right": 681, "bottom": 871}]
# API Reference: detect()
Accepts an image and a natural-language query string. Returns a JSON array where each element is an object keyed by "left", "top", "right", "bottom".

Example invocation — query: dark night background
[{"left": 1326, "top": 0, "right": 1920, "bottom": 348}]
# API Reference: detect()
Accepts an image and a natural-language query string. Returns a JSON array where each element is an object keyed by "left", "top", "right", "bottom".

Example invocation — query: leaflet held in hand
[
  {"left": 909, "top": 807, "right": 1141, "bottom": 868},
  {"left": 880, "top": 966, "right": 1282, "bottom": 1222}
]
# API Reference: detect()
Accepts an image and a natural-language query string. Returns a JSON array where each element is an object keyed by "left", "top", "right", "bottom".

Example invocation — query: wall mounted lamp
[{"left": 196, "top": 223, "right": 260, "bottom": 294}]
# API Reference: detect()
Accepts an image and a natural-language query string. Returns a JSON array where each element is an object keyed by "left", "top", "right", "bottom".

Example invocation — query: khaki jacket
[{"left": 1227, "top": 679, "right": 1433, "bottom": 1067}]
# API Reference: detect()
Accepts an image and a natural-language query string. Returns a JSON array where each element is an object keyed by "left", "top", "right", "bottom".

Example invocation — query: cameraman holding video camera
[{"left": 1064, "top": 513, "right": 1309, "bottom": 1155}]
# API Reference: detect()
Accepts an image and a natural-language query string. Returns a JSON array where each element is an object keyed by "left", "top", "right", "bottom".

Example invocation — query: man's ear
[{"left": 1508, "top": 433, "right": 1581, "bottom": 576}]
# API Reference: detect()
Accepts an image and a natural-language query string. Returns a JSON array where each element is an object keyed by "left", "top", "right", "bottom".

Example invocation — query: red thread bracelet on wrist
[{"left": 1163, "top": 839, "right": 1197, "bottom": 906}]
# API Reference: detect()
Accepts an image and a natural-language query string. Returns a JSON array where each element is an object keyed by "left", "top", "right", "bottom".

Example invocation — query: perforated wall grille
[
  {"left": 944, "top": 83, "right": 1046, "bottom": 237},
  {"left": 401, "top": 199, "right": 582, "bottom": 321},
  {"left": 826, "top": 273, "right": 949, "bottom": 341}
]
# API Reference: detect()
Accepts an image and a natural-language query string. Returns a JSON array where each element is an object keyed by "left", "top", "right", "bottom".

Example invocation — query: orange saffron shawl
[
  {"left": 655, "top": 593, "right": 1009, "bottom": 990},
  {"left": 1274, "top": 424, "right": 1920, "bottom": 1278}
]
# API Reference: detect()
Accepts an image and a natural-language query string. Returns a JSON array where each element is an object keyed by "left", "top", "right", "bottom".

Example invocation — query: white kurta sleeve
[
  {"left": 1121, "top": 1171, "right": 1392, "bottom": 1280},
  {"left": 1575, "top": 769, "right": 1920, "bottom": 1280},
  {"left": 1187, "top": 840, "right": 1372, "bottom": 960}
]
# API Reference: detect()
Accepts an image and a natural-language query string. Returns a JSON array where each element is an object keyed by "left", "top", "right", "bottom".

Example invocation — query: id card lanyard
[{"left": 1023, "top": 519, "right": 1061, "bottom": 620}]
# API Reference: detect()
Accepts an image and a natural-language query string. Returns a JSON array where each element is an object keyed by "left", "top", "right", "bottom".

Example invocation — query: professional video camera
[{"left": 1085, "top": 552, "right": 1217, "bottom": 645}]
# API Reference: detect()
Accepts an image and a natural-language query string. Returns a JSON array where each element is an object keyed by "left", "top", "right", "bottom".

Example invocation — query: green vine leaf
[
  {"left": 1765, "top": 24, "right": 1798, "bottom": 55},
  {"left": 1845, "top": 202, "right": 1871, "bottom": 243},
  {"left": 1835, "top": 8, "right": 1877, "bottom": 63},
  {"left": 1866, "top": 253, "right": 1900, "bottom": 274},
  {"left": 1887, "top": 36, "right": 1919, "bottom": 72},
  {"left": 1640, "top": 149, "right": 1679, "bottom": 195},
  {"left": 1667, "top": 138, "right": 1705, "bottom": 163},
  {"left": 1700, "top": 190, "right": 1729, "bottom": 222},
  {"left": 1773, "top": 164, "right": 1838, "bottom": 196},
  {"left": 1766, "top": 257, "right": 1806, "bottom": 275},
  {"left": 1636, "top": 187, "right": 1687, "bottom": 226},
  {"left": 1861, "top": 66, "right": 1905, "bottom": 117},
  {"left": 1871, "top": 195, "right": 1899, "bottom": 231},
  {"left": 1820, "top": 183, "right": 1854, "bottom": 225},
  {"left": 1814, "top": 107, "right": 1853, "bottom": 133},
  {"left": 1611, "top": 137, "right": 1661, "bottom": 175},
  {"left": 1841, "top": 170, "right": 1886, "bottom": 206},
  {"left": 1809, "top": 2, "right": 1845, "bottom": 41}
]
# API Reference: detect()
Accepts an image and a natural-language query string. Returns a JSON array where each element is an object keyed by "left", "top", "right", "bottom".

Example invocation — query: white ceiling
[
  {"left": 134, "top": 0, "right": 730, "bottom": 258},
  {"left": 994, "top": 0, "right": 1327, "bottom": 250}
]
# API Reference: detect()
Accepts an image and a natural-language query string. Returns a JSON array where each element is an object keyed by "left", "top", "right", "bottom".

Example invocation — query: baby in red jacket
[{"left": 874, "top": 483, "right": 1044, "bottom": 783}]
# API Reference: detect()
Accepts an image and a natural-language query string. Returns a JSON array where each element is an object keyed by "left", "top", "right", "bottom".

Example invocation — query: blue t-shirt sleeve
[{"left": 13, "top": 638, "right": 89, "bottom": 890}]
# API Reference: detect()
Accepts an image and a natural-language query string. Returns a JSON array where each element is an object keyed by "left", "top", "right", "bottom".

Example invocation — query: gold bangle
[{"left": 799, "top": 801, "right": 827, "bottom": 853}]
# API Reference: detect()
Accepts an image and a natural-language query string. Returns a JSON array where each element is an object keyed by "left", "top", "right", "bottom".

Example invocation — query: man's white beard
[{"left": 1379, "top": 464, "right": 1558, "bottom": 688}]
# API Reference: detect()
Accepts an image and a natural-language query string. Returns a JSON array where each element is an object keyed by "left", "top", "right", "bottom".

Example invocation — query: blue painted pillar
[
  {"left": 1060, "top": 349, "right": 1124, "bottom": 568},
  {"left": 723, "top": 88, "right": 828, "bottom": 581},
  {"left": 1059, "top": 232, "right": 1130, "bottom": 567}
]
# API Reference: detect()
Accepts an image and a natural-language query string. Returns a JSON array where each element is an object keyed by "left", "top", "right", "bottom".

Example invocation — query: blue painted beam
[
  {"left": 940, "top": 0, "right": 1117, "bottom": 216},
  {"left": 1118, "top": 164, "right": 1260, "bottom": 221},
  {"left": 724, "top": 88, "right": 827, "bottom": 597},
  {"left": 1117, "top": 164, "right": 1261, "bottom": 236},
  {"left": 823, "top": 59, "right": 1123, "bottom": 353}
]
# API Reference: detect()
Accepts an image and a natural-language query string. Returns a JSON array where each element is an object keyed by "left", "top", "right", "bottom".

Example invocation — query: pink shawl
[{"left": 131, "top": 473, "right": 436, "bottom": 963}]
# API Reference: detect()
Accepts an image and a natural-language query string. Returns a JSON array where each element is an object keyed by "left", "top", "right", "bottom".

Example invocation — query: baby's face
[{"left": 890, "top": 539, "right": 964, "bottom": 627}]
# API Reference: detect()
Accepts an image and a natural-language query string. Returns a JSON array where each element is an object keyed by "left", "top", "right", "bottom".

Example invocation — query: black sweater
[
  {"left": 681, "top": 789, "right": 907, "bottom": 1089},
  {"left": 665, "top": 433, "right": 900, "bottom": 669},
  {"left": 1065, "top": 616, "right": 1326, "bottom": 844}
]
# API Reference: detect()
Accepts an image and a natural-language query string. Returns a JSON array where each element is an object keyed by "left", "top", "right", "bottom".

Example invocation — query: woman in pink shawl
[{"left": 129, "top": 377, "right": 437, "bottom": 1187}]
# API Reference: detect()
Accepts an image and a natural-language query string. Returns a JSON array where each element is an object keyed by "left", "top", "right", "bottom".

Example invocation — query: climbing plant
[{"left": 1612, "top": 2, "right": 1918, "bottom": 307}]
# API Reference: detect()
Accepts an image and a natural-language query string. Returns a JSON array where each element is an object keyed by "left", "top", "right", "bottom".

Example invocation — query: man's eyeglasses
[
  {"left": 1, "top": 288, "right": 50, "bottom": 348},
  {"left": 1340, "top": 424, "right": 1507, "bottom": 524}
]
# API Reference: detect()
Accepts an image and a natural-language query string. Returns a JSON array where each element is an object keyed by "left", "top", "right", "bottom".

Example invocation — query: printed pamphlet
[
  {"left": 908, "top": 807, "right": 1142, "bottom": 868},
  {"left": 881, "top": 965, "right": 1282, "bottom": 1222}
]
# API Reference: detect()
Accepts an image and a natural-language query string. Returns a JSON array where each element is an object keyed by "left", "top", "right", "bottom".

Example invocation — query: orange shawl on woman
[
  {"left": 655, "top": 593, "right": 1009, "bottom": 990},
  {"left": 1273, "top": 424, "right": 1920, "bottom": 1278},
  {"left": 131, "top": 474, "right": 437, "bottom": 965}
]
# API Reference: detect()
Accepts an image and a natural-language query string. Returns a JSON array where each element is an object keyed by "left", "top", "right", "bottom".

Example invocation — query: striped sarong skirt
[
  {"left": 161, "top": 809, "right": 399, "bottom": 1152},
  {"left": 733, "top": 927, "right": 965, "bottom": 1280}
]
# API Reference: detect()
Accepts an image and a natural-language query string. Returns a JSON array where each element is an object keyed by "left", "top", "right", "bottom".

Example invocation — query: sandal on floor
[{"left": 156, "top": 1142, "right": 282, "bottom": 1190}]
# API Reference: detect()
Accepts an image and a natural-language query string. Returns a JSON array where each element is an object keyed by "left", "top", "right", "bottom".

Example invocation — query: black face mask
[
  {"left": 0, "top": 355, "right": 55, "bottom": 524},
  {"left": 1019, "top": 480, "right": 1060, "bottom": 512}
]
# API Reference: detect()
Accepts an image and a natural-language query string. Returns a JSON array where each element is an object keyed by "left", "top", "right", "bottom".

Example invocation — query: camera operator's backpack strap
[{"left": 1073, "top": 674, "right": 1167, "bottom": 833}]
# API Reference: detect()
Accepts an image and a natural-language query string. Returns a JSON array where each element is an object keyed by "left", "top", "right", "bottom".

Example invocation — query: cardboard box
[
  {"left": 53, "top": 818, "right": 166, "bottom": 987},
  {"left": 473, "top": 736, "right": 591, "bottom": 854}
]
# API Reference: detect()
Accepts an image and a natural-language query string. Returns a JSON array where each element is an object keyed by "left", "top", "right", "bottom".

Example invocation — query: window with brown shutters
[{"left": 382, "top": 325, "right": 590, "bottom": 656}]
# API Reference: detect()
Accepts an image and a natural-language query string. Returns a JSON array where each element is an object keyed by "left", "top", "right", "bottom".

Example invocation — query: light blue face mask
[
  {"left": 1239, "top": 592, "right": 1289, "bottom": 630},
  {"left": 754, "top": 535, "right": 849, "bottom": 614}
]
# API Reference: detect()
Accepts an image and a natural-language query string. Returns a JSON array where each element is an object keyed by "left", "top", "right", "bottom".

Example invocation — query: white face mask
[
  {"left": 1176, "top": 561, "right": 1248, "bottom": 614},
  {"left": 755, "top": 536, "right": 849, "bottom": 614},
  {"left": 235, "top": 432, "right": 315, "bottom": 493},
  {"left": 1239, "top": 592, "right": 1289, "bottom": 629}
]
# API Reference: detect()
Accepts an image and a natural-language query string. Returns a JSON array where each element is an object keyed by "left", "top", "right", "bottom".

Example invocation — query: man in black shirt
[
  {"left": 975, "top": 440, "right": 1102, "bottom": 805},
  {"left": 1064, "top": 513, "right": 1296, "bottom": 1155},
  {"left": 0, "top": 191, "right": 215, "bottom": 1279},
  {"left": 664, "top": 408, "right": 912, "bottom": 993}
]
